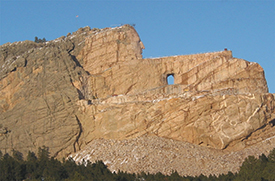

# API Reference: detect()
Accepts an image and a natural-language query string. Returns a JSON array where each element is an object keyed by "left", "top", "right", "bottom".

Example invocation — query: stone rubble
[{"left": 71, "top": 126, "right": 275, "bottom": 176}]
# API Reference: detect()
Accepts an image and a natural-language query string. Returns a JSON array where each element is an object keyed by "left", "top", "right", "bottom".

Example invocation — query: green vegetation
[
  {"left": 0, "top": 147, "right": 275, "bottom": 181},
  {"left": 34, "top": 37, "right": 47, "bottom": 43}
]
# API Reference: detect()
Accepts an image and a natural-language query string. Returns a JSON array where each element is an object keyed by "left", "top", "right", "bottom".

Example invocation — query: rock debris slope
[{"left": 0, "top": 24, "right": 274, "bottom": 176}]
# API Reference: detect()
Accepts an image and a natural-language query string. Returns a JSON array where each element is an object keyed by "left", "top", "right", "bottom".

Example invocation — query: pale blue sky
[{"left": 1, "top": 0, "right": 274, "bottom": 92}]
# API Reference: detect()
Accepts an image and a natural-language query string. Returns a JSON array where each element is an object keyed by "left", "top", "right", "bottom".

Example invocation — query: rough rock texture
[
  {"left": 0, "top": 24, "right": 275, "bottom": 176},
  {"left": 0, "top": 27, "right": 92, "bottom": 157},
  {"left": 70, "top": 125, "right": 275, "bottom": 176},
  {"left": 78, "top": 93, "right": 275, "bottom": 150}
]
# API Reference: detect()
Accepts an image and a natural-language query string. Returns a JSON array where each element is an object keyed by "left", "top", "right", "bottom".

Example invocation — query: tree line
[{"left": 1, "top": 146, "right": 275, "bottom": 181}]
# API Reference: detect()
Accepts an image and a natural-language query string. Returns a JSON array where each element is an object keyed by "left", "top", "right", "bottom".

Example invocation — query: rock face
[
  {"left": 0, "top": 24, "right": 274, "bottom": 175},
  {"left": 0, "top": 27, "right": 91, "bottom": 157}
]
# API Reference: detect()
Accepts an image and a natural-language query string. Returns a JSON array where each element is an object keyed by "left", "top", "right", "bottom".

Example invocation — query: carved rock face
[
  {"left": 0, "top": 24, "right": 274, "bottom": 159},
  {"left": 78, "top": 91, "right": 275, "bottom": 150}
]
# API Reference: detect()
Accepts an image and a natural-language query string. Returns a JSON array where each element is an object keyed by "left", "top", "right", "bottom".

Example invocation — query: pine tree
[
  {"left": 63, "top": 157, "right": 78, "bottom": 178},
  {"left": 35, "top": 36, "right": 39, "bottom": 43},
  {"left": 35, "top": 146, "right": 50, "bottom": 179},
  {"left": 12, "top": 150, "right": 26, "bottom": 181},
  {"left": 0, "top": 153, "right": 17, "bottom": 180}
]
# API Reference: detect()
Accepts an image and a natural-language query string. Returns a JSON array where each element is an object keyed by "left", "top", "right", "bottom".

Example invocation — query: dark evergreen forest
[{"left": 1, "top": 146, "right": 275, "bottom": 181}]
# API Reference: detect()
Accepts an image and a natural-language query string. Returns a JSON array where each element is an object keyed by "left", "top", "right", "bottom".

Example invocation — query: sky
[{"left": 0, "top": 0, "right": 274, "bottom": 93}]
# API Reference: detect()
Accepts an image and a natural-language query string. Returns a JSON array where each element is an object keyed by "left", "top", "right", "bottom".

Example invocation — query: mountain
[{"left": 0, "top": 24, "right": 274, "bottom": 176}]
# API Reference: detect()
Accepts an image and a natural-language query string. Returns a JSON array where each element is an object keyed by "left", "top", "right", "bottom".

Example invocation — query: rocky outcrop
[
  {"left": 0, "top": 24, "right": 274, "bottom": 175},
  {"left": 0, "top": 27, "right": 92, "bottom": 157}
]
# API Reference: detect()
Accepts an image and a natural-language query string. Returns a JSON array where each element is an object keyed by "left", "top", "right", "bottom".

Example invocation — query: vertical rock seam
[{"left": 73, "top": 115, "right": 83, "bottom": 153}]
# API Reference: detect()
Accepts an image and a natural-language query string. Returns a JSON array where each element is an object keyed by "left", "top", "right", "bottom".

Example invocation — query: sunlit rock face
[{"left": 0, "top": 24, "right": 274, "bottom": 162}]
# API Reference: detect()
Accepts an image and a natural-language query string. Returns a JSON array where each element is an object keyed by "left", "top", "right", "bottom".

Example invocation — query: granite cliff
[{"left": 0, "top": 25, "right": 274, "bottom": 176}]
